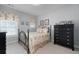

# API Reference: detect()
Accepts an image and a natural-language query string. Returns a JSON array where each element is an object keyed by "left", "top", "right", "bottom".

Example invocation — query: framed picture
[
  {"left": 0, "top": 11, "right": 5, "bottom": 20},
  {"left": 45, "top": 19, "right": 49, "bottom": 25},
  {"left": 21, "top": 21, "right": 24, "bottom": 25},
  {"left": 26, "top": 21, "right": 29, "bottom": 25},
  {"left": 39, "top": 19, "right": 49, "bottom": 28},
  {"left": 40, "top": 20, "right": 44, "bottom": 26}
]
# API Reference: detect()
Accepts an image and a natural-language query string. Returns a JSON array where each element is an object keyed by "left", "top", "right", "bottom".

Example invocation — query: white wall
[
  {"left": 38, "top": 5, "right": 79, "bottom": 48},
  {"left": 0, "top": 5, "right": 37, "bottom": 44}
]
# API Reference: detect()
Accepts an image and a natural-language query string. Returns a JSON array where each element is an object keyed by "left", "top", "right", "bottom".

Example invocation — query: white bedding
[{"left": 28, "top": 28, "right": 49, "bottom": 53}]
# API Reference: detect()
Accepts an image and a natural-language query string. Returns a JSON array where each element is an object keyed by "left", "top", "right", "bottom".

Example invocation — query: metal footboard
[{"left": 18, "top": 29, "right": 30, "bottom": 54}]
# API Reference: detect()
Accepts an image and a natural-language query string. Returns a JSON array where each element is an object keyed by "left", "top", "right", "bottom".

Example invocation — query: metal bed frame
[{"left": 18, "top": 29, "right": 30, "bottom": 54}]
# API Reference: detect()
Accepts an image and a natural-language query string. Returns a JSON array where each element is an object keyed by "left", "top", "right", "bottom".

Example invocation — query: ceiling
[{"left": 3, "top": 4, "right": 71, "bottom": 16}]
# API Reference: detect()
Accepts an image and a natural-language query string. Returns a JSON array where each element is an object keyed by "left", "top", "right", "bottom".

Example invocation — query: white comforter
[{"left": 28, "top": 30, "right": 49, "bottom": 53}]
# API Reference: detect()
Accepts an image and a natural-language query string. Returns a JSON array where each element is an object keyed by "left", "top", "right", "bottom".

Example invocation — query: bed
[
  {"left": 29, "top": 28, "right": 50, "bottom": 53},
  {"left": 18, "top": 28, "right": 50, "bottom": 54}
]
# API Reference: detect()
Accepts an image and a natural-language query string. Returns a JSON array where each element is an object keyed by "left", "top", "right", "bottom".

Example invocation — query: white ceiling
[{"left": 3, "top": 4, "right": 71, "bottom": 16}]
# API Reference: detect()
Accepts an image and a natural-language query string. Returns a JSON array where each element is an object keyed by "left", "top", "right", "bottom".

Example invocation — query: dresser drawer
[
  {"left": 55, "top": 39, "right": 60, "bottom": 44},
  {"left": 0, "top": 33, "right": 6, "bottom": 37},
  {"left": 55, "top": 34, "right": 59, "bottom": 36},
  {"left": 0, "top": 50, "right": 6, "bottom": 54},
  {"left": 0, "top": 34, "right": 6, "bottom": 39},
  {"left": 66, "top": 39, "right": 70, "bottom": 41}
]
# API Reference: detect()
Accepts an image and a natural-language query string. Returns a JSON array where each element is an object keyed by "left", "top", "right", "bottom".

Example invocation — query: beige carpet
[
  {"left": 35, "top": 42, "right": 79, "bottom": 54},
  {"left": 6, "top": 42, "right": 27, "bottom": 54},
  {"left": 6, "top": 42, "right": 79, "bottom": 54}
]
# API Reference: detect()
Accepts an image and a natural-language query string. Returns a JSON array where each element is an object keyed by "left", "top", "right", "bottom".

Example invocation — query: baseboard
[
  {"left": 50, "top": 39, "right": 54, "bottom": 44},
  {"left": 6, "top": 40, "right": 18, "bottom": 45},
  {"left": 74, "top": 45, "right": 79, "bottom": 51},
  {"left": 74, "top": 45, "right": 79, "bottom": 48}
]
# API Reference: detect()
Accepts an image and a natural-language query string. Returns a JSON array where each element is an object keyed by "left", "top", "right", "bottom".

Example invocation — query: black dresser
[
  {"left": 54, "top": 24, "right": 74, "bottom": 50},
  {"left": 0, "top": 32, "right": 6, "bottom": 54}
]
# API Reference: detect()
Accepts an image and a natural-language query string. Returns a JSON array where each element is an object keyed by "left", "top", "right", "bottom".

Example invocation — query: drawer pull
[
  {"left": 56, "top": 34, "right": 59, "bottom": 36},
  {"left": 56, "top": 37, "right": 59, "bottom": 39},
  {"left": 67, "top": 43, "right": 69, "bottom": 45},
  {"left": 56, "top": 31, "right": 59, "bottom": 33},
  {"left": 67, "top": 32, "right": 70, "bottom": 34},
  {"left": 67, "top": 28, "right": 70, "bottom": 31},
  {"left": 56, "top": 28, "right": 58, "bottom": 30},
  {"left": 67, "top": 36, "right": 69, "bottom": 37},
  {"left": 67, "top": 39, "right": 69, "bottom": 41}
]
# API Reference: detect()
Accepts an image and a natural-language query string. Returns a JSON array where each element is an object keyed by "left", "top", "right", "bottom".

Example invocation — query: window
[{"left": 0, "top": 20, "right": 18, "bottom": 36}]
